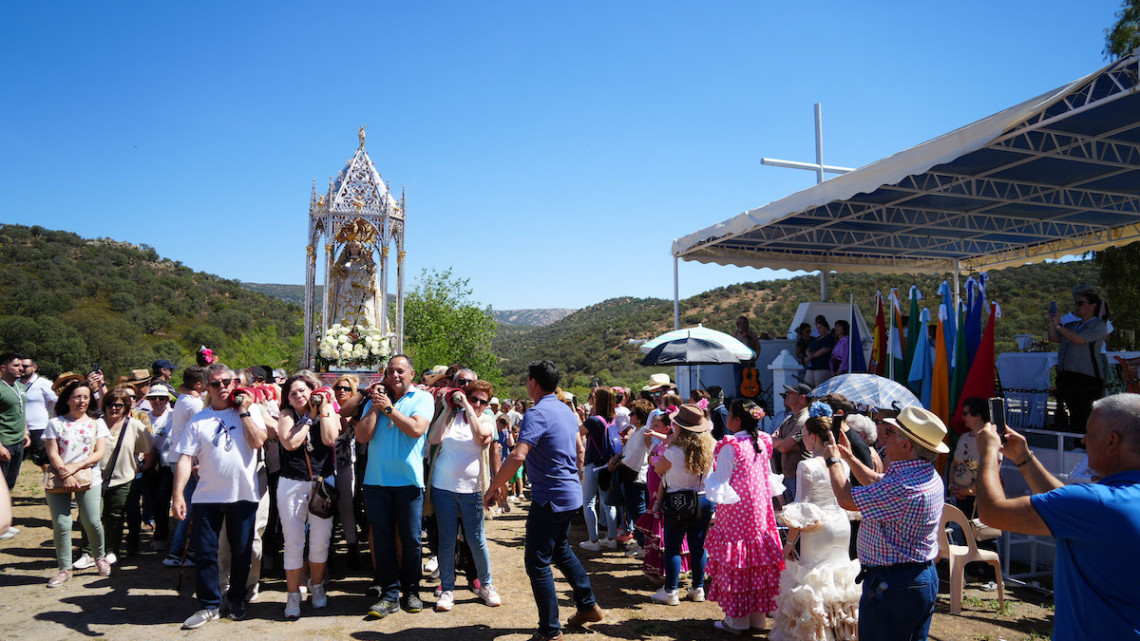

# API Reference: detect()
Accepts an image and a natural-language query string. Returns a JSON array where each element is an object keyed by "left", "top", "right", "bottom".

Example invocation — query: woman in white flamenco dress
[{"left": 772, "top": 414, "right": 860, "bottom": 641}]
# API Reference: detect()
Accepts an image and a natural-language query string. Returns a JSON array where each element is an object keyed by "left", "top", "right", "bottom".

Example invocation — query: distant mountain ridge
[{"left": 242, "top": 283, "right": 573, "bottom": 328}]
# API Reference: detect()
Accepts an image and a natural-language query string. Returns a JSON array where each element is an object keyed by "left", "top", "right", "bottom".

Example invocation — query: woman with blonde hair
[
  {"left": 650, "top": 403, "right": 716, "bottom": 606},
  {"left": 332, "top": 374, "right": 363, "bottom": 566}
]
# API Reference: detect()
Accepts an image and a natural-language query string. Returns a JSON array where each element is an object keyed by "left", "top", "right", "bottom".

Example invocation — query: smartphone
[
  {"left": 830, "top": 412, "right": 845, "bottom": 442},
  {"left": 91, "top": 362, "right": 101, "bottom": 374},
  {"left": 1050, "top": 301, "right": 1058, "bottom": 316},
  {"left": 989, "top": 397, "right": 1008, "bottom": 443}
]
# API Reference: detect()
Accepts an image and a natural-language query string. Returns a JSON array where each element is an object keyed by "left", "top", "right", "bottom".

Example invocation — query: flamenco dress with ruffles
[
  {"left": 705, "top": 432, "right": 785, "bottom": 618},
  {"left": 634, "top": 442, "right": 689, "bottom": 582},
  {"left": 771, "top": 456, "right": 860, "bottom": 641}
]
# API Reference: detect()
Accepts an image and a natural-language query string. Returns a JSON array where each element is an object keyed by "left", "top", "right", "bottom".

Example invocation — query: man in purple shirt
[
  {"left": 825, "top": 405, "right": 947, "bottom": 641},
  {"left": 486, "top": 360, "right": 603, "bottom": 641}
]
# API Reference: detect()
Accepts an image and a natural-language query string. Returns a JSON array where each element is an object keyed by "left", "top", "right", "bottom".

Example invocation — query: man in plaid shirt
[{"left": 825, "top": 406, "right": 947, "bottom": 641}]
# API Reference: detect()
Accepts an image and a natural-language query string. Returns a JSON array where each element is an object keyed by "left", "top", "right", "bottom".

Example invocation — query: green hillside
[
  {"left": 0, "top": 224, "right": 303, "bottom": 381},
  {"left": 493, "top": 260, "right": 1104, "bottom": 398}
]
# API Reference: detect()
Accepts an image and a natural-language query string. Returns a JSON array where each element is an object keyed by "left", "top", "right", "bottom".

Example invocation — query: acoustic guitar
[{"left": 739, "top": 365, "right": 760, "bottom": 397}]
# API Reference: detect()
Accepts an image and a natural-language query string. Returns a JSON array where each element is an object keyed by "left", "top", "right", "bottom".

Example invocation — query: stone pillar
[{"left": 767, "top": 349, "right": 802, "bottom": 428}]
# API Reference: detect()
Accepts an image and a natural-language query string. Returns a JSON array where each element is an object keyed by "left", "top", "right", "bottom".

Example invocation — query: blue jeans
[
  {"left": 363, "top": 484, "right": 423, "bottom": 601},
  {"left": 525, "top": 501, "right": 597, "bottom": 637},
  {"left": 581, "top": 465, "right": 616, "bottom": 541},
  {"left": 168, "top": 475, "right": 197, "bottom": 557},
  {"left": 621, "top": 479, "right": 648, "bottom": 546},
  {"left": 190, "top": 501, "right": 258, "bottom": 610},
  {"left": 432, "top": 487, "right": 492, "bottom": 591},
  {"left": 663, "top": 495, "right": 715, "bottom": 591},
  {"left": 859, "top": 562, "right": 938, "bottom": 641}
]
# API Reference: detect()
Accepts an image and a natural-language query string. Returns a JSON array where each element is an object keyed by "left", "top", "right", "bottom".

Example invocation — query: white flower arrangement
[{"left": 317, "top": 322, "right": 392, "bottom": 369}]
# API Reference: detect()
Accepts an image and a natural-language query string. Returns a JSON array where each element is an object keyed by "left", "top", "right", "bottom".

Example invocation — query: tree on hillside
[
  {"left": 1096, "top": 244, "right": 1140, "bottom": 348},
  {"left": 403, "top": 268, "right": 500, "bottom": 384},
  {"left": 1105, "top": 0, "right": 1140, "bottom": 59}
]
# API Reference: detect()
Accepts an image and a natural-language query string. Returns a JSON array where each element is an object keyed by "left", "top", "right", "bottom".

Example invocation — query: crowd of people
[{"left": 2, "top": 347, "right": 1139, "bottom": 641}]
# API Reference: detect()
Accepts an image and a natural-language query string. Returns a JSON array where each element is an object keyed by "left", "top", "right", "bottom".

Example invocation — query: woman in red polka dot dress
[{"left": 705, "top": 399, "right": 785, "bottom": 635}]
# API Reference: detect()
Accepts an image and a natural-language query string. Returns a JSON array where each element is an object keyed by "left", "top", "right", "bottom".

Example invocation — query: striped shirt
[{"left": 851, "top": 458, "right": 944, "bottom": 566}]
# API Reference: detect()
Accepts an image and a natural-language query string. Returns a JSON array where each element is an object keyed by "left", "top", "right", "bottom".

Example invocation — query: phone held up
[{"left": 989, "top": 397, "right": 1009, "bottom": 444}]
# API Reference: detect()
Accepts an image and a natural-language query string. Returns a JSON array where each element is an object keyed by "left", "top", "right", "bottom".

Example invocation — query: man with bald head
[{"left": 975, "top": 393, "right": 1140, "bottom": 641}]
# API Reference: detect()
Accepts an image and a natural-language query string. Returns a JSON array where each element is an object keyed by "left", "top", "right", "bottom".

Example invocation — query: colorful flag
[
  {"left": 951, "top": 301, "right": 998, "bottom": 434},
  {"left": 869, "top": 291, "right": 887, "bottom": 376},
  {"left": 888, "top": 288, "right": 906, "bottom": 382},
  {"left": 908, "top": 307, "right": 933, "bottom": 407},
  {"left": 930, "top": 304, "right": 951, "bottom": 425},
  {"left": 950, "top": 304, "right": 968, "bottom": 417},
  {"left": 903, "top": 286, "right": 923, "bottom": 395},
  {"left": 849, "top": 298, "right": 868, "bottom": 374}
]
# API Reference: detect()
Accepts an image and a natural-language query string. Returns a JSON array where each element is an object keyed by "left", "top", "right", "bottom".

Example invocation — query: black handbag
[
  {"left": 303, "top": 438, "right": 339, "bottom": 519},
  {"left": 661, "top": 489, "right": 701, "bottom": 531}
]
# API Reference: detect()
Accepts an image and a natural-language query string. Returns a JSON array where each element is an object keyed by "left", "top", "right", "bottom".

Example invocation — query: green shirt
[{"left": 0, "top": 379, "right": 26, "bottom": 446}]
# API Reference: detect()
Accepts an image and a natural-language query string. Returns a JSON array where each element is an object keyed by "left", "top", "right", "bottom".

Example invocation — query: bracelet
[{"left": 1016, "top": 451, "right": 1035, "bottom": 467}]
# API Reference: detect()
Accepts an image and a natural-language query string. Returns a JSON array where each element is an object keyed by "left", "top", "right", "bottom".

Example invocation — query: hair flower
[
  {"left": 666, "top": 405, "right": 678, "bottom": 414},
  {"left": 809, "top": 401, "right": 833, "bottom": 419},
  {"left": 696, "top": 398, "right": 709, "bottom": 411},
  {"left": 749, "top": 406, "right": 766, "bottom": 420}
]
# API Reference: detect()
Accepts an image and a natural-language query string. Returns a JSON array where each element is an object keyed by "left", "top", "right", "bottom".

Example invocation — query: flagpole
[
  {"left": 849, "top": 294, "right": 855, "bottom": 373},
  {"left": 888, "top": 291, "right": 895, "bottom": 380}
]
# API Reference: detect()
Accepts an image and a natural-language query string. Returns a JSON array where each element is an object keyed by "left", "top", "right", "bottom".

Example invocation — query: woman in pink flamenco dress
[
  {"left": 771, "top": 409, "right": 860, "bottom": 641},
  {"left": 634, "top": 412, "right": 689, "bottom": 582},
  {"left": 705, "top": 399, "right": 785, "bottom": 635}
]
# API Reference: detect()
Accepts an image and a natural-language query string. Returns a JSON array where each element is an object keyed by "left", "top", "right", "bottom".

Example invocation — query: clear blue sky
[{"left": 0, "top": 1, "right": 1123, "bottom": 310}]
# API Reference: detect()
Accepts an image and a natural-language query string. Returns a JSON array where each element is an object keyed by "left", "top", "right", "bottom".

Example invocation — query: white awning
[{"left": 673, "top": 52, "right": 1140, "bottom": 275}]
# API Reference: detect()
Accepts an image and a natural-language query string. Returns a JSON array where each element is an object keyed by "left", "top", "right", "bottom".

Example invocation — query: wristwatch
[
  {"left": 238, "top": 412, "right": 251, "bottom": 418},
  {"left": 383, "top": 406, "right": 394, "bottom": 415},
  {"left": 825, "top": 457, "right": 841, "bottom": 467}
]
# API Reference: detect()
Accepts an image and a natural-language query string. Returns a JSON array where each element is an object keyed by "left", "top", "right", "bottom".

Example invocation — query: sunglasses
[
  {"left": 333, "top": 385, "right": 353, "bottom": 393},
  {"left": 455, "top": 378, "right": 475, "bottom": 386},
  {"left": 208, "top": 378, "right": 234, "bottom": 389},
  {"left": 470, "top": 397, "right": 490, "bottom": 406},
  {"left": 1075, "top": 300, "right": 1092, "bottom": 307},
  {"left": 108, "top": 402, "right": 127, "bottom": 409}
]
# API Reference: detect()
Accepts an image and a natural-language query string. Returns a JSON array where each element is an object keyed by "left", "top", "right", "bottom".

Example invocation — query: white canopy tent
[{"left": 671, "top": 51, "right": 1140, "bottom": 322}]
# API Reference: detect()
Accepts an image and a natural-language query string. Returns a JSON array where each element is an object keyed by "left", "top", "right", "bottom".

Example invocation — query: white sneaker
[
  {"left": 479, "top": 583, "right": 502, "bottom": 607},
  {"left": 688, "top": 587, "right": 705, "bottom": 602},
  {"left": 0, "top": 527, "right": 19, "bottom": 540},
  {"left": 625, "top": 546, "right": 646, "bottom": 558},
  {"left": 423, "top": 555, "right": 439, "bottom": 573},
  {"left": 245, "top": 583, "right": 260, "bottom": 603},
  {"left": 579, "top": 540, "right": 601, "bottom": 552},
  {"left": 182, "top": 608, "right": 219, "bottom": 629},
  {"left": 310, "top": 582, "right": 327, "bottom": 609},
  {"left": 73, "top": 554, "right": 95, "bottom": 570},
  {"left": 105, "top": 553, "right": 117, "bottom": 566},
  {"left": 599, "top": 538, "right": 619, "bottom": 550},
  {"left": 284, "top": 591, "right": 302, "bottom": 619},
  {"left": 435, "top": 590, "right": 454, "bottom": 612},
  {"left": 651, "top": 587, "right": 680, "bottom": 606}
]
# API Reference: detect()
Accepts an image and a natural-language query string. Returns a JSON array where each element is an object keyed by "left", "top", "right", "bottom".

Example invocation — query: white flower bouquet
[{"left": 317, "top": 322, "right": 393, "bottom": 370}]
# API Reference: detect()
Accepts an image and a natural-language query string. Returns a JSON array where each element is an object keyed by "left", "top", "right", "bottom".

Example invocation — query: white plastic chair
[{"left": 936, "top": 503, "right": 1005, "bottom": 615}]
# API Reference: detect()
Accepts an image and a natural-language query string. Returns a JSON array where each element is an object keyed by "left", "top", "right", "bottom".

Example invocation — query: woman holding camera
[
  {"left": 771, "top": 407, "right": 860, "bottom": 641},
  {"left": 276, "top": 375, "right": 340, "bottom": 619},
  {"left": 427, "top": 379, "right": 501, "bottom": 611}
]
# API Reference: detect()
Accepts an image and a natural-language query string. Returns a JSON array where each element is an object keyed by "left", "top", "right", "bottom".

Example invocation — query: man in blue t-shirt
[
  {"left": 976, "top": 393, "right": 1140, "bottom": 641},
  {"left": 486, "top": 360, "right": 604, "bottom": 641},
  {"left": 355, "top": 354, "right": 434, "bottom": 618}
]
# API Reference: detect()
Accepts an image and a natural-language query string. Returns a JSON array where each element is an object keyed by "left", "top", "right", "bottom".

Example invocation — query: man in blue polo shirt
[
  {"left": 355, "top": 354, "right": 434, "bottom": 619},
  {"left": 486, "top": 360, "right": 603, "bottom": 641},
  {"left": 976, "top": 393, "right": 1140, "bottom": 641}
]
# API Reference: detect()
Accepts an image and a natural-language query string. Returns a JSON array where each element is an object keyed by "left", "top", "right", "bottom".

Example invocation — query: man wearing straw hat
[{"left": 824, "top": 405, "right": 946, "bottom": 641}]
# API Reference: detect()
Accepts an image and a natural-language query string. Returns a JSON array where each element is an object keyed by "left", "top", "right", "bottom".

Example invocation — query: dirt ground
[{"left": 0, "top": 466, "right": 1055, "bottom": 641}]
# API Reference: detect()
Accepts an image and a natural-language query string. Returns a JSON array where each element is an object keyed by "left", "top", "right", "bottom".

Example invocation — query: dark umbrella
[{"left": 640, "top": 337, "right": 742, "bottom": 366}]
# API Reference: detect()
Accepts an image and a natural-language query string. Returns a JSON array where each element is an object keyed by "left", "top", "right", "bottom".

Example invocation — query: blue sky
[{"left": 0, "top": 1, "right": 1123, "bottom": 310}]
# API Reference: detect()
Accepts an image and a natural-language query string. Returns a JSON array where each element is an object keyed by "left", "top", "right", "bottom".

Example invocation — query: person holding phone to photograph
[{"left": 1049, "top": 286, "right": 1109, "bottom": 435}]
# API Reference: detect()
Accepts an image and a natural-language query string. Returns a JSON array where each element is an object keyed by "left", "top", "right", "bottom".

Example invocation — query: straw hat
[
  {"left": 52, "top": 372, "right": 86, "bottom": 395},
  {"left": 125, "top": 369, "right": 151, "bottom": 385},
  {"left": 885, "top": 406, "right": 949, "bottom": 454},
  {"left": 669, "top": 403, "right": 711, "bottom": 433},
  {"left": 642, "top": 373, "right": 676, "bottom": 392}
]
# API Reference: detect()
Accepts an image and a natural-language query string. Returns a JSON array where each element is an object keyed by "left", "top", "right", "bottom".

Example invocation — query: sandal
[
  {"left": 47, "top": 569, "right": 73, "bottom": 588},
  {"left": 713, "top": 619, "right": 750, "bottom": 636}
]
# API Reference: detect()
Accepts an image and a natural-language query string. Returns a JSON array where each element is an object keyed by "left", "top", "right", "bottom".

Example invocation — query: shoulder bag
[
  {"left": 303, "top": 430, "right": 339, "bottom": 519},
  {"left": 45, "top": 418, "right": 95, "bottom": 494},
  {"left": 661, "top": 473, "right": 701, "bottom": 531}
]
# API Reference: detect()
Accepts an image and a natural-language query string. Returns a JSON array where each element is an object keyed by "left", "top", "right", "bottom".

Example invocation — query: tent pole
[
  {"left": 952, "top": 260, "right": 961, "bottom": 314},
  {"left": 673, "top": 256, "right": 680, "bottom": 331}
]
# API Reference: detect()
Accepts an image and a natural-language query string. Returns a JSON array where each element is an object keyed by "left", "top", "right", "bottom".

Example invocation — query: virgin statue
[{"left": 329, "top": 241, "right": 382, "bottom": 329}]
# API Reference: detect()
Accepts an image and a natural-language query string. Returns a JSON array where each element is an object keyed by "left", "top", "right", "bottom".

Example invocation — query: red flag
[
  {"left": 869, "top": 292, "right": 887, "bottom": 376},
  {"left": 951, "top": 302, "right": 997, "bottom": 434}
]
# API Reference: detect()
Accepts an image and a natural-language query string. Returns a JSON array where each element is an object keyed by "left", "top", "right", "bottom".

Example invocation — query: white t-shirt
[
  {"left": 149, "top": 410, "right": 174, "bottom": 466},
  {"left": 620, "top": 424, "right": 653, "bottom": 484},
  {"left": 663, "top": 444, "right": 707, "bottom": 492},
  {"left": 43, "top": 415, "right": 110, "bottom": 477},
  {"left": 166, "top": 393, "right": 205, "bottom": 467},
  {"left": 176, "top": 405, "right": 265, "bottom": 504},
  {"left": 432, "top": 412, "right": 484, "bottom": 494},
  {"left": 23, "top": 375, "right": 58, "bottom": 432}
]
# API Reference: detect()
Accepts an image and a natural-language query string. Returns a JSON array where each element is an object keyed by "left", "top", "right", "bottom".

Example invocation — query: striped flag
[{"left": 869, "top": 291, "right": 887, "bottom": 376}]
